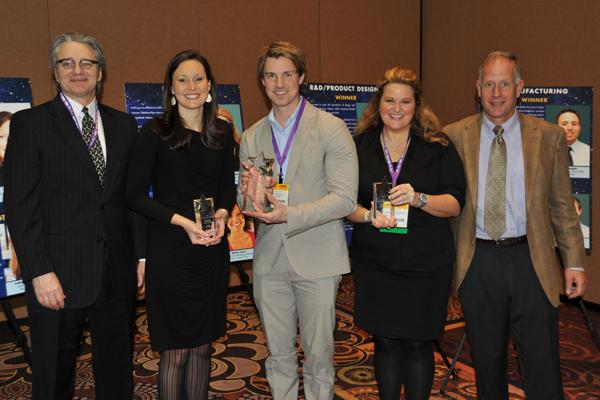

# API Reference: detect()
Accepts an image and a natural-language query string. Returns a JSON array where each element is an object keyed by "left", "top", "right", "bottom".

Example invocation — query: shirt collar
[
  {"left": 482, "top": 110, "right": 519, "bottom": 138},
  {"left": 268, "top": 96, "right": 304, "bottom": 130},
  {"left": 63, "top": 94, "right": 98, "bottom": 119}
]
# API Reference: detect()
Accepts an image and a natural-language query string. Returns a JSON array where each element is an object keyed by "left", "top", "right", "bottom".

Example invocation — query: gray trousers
[{"left": 254, "top": 250, "right": 341, "bottom": 400}]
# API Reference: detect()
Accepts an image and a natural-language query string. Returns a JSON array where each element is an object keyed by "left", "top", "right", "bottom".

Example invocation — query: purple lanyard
[
  {"left": 270, "top": 97, "right": 307, "bottom": 183},
  {"left": 382, "top": 134, "right": 411, "bottom": 186},
  {"left": 60, "top": 92, "right": 99, "bottom": 148}
]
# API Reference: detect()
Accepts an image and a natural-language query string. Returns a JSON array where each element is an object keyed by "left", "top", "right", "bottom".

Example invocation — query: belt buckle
[{"left": 493, "top": 239, "right": 504, "bottom": 247}]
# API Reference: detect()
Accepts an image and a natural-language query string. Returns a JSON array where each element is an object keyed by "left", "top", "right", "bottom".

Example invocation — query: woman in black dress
[
  {"left": 346, "top": 67, "right": 466, "bottom": 400},
  {"left": 126, "top": 50, "right": 235, "bottom": 399}
]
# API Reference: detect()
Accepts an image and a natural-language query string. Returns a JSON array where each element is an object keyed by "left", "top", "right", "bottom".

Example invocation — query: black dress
[
  {"left": 349, "top": 129, "right": 466, "bottom": 340},
  {"left": 126, "top": 118, "right": 236, "bottom": 351}
]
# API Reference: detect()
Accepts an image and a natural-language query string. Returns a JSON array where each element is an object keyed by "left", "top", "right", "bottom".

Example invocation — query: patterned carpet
[{"left": 0, "top": 274, "right": 598, "bottom": 399}]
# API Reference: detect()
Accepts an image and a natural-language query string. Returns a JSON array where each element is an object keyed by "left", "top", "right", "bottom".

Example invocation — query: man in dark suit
[
  {"left": 445, "top": 51, "right": 586, "bottom": 399},
  {"left": 4, "top": 32, "right": 141, "bottom": 400}
]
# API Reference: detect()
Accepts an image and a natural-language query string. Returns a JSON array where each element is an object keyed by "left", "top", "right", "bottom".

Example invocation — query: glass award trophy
[
  {"left": 372, "top": 176, "right": 409, "bottom": 234},
  {"left": 193, "top": 195, "right": 215, "bottom": 231},
  {"left": 373, "top": 176, "right": 393, "bottom": 219},
  {"left": 241, "top": 152, "right": 275, "bottom": 213}
]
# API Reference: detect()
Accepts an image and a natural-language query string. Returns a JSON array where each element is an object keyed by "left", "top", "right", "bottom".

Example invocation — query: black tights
[
  {"left": 158, "top": 343, "right": 211, "bottom": 400},
  {"left": 373, "top": 335, "right": 434, "bottom": 400}
]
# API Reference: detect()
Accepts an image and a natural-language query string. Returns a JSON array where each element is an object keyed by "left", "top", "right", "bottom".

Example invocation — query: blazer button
[{"left": 97, "top": 235, "right": 106, "bottom": 242}]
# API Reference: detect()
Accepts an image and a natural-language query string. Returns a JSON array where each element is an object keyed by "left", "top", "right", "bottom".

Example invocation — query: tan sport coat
[
  {"left": 238, "top": 101, "right": 358, "bottom": 279},
  {"left": 444, "top": 113, "right": 584, "bottom": 306}
]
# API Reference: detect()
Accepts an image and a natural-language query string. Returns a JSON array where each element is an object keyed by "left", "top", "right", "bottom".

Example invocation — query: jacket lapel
[
  {"left": 281, "top": 101, "right": 315, "bottom": 184},
  {"left": 50, "top": 96, "right": 99, "bottom": 181},
  {"left": 462, "top": 115, "right": 482, "bottom": 212},
  {"left": 519, "top": 113, "right": 541, "bottom": 209},
  {"left": 99, "top": 105, "right": 118, "bottom": 193},
  {"left": 256, "top": 118, "right": 276, "bottom": 168}
]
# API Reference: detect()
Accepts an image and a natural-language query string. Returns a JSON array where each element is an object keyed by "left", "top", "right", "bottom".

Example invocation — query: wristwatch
[{"left": 415, "top": 193, "right": 428, "bottom": 208}]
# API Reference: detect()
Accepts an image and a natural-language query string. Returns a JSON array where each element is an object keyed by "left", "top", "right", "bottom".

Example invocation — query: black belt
[{"left": 476, "top": 235, "right": 527, "bottom": 247}]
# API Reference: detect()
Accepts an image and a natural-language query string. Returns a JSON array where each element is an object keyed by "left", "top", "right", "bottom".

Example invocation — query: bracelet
[{"left": 363, "top": 209, "right": 371, "bottom": 223}]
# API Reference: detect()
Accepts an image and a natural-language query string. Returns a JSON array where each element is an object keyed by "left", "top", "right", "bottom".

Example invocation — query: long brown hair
[
  {"left": 356, "top": 66, "right": 447, "bottom": 146},
  {"left": 154, "top": 50, "right": 224, "bottom": 150}
]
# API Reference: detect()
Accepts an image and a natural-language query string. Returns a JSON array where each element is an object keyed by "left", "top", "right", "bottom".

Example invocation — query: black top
[
  {"left": 349, "top": 128, "right": 466, "bottom": 272},
  {"left": 126, "top": 118, "right": 236, "bottom": 230}
]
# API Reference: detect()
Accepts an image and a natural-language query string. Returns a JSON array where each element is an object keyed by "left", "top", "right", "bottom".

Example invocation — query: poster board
[
  {"left": 517, "top": 87, "right": 593, "bottom": 249},
  {"left": 0, "top": 78, "right": 32, "bottom": 298}
]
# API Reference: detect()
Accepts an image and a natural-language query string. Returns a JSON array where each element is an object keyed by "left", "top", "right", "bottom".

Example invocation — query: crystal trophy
[
  {"left": 193, "top": 195, "right": 215, "bottom": 231},
  {"left": 373, "top": 176, "right": 393, "bottom": 219},
  {"left": 241, "top": 152, "right": 275, "bottom": 212}
]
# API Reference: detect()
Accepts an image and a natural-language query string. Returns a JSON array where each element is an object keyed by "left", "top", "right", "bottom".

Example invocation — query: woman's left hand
[{"left": 389, "top": 183, "right": 417, "bottom": 207}]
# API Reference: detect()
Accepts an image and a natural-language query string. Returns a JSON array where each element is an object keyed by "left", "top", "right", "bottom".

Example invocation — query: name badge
[
  {"left": 273, "top": 184, "right": 289, "bottom": 206},
  {"left": 380, "top": 202, "right": 409, "bottom": 234}
]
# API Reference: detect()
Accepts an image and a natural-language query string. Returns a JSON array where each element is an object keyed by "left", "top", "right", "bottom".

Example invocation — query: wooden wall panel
[
  {"left": 195, "top": 0, "right": 320, "bottom": 126},
  {"left": 320, "top": 0, "right": 420, "bottom": 84},
  {"left": 422, "top": 0, "right": 600, "bottom": 303},
  {"left": 0, "top": 1, "right": 53, "bottom": 104}
]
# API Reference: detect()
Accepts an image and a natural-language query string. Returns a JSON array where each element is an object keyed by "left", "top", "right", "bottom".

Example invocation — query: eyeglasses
[
  {"left": 56, "top": 58, "right": 100, "bottom": 71},
  {"left": 263, "top": 71, "right": 298, "bottom": 82}
]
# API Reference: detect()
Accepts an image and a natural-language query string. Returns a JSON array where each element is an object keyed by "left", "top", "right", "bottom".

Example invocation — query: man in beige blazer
[
  {"left": 239, "top": 42, "right": 358, "bottom": 400},
  {"left": 445, "top": 51, "right": 586, "bottom": 399}
]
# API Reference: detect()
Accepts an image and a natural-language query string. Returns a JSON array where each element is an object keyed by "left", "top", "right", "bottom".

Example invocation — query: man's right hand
[{"left": 32, "top": 272, "right": 65, "bottom": 310}]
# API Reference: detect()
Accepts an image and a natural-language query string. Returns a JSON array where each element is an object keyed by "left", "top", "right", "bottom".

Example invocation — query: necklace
[{"left": 381, "top": 132, "right": 409, "bottom": 153}]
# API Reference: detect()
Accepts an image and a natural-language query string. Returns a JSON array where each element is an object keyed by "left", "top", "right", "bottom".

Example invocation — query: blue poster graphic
[
  {"left": 124, "top": 83, "right": 245, "bottom": 134},
  {"left": 301, "top": 83, "right": 377, "bottom": 133},
  {"left": 517, "top": 86, "right": 593, "bottom": 249},
  {"left": 0, "top": 77, "right": 32, "bottom": 298},
  {"left": 124, "top": 83, "right": 253, "bottom": 261}
]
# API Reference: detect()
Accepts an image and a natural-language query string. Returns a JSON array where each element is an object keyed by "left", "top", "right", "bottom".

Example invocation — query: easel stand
[
  {"left": 232, "top": 262, "right": 256, "bottom": 309},
  {"left": 578, "top": 299, "right": 600, "bottom": 351},
  {"left": 0, "top": 298, "right": 31, "bottom": 366}
]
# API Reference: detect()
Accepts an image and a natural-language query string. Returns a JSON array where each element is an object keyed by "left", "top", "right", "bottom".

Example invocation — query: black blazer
[
  {"left": 4, "top": 95, "right": 140, "bottom": 308},
  {"left": 350, "top": 128, "right": 466, "bottom": 272}
]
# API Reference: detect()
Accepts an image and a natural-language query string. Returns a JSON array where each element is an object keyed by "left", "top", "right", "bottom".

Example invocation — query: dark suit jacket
[
  {"left": 4, "top": 95, "right": 140, "bottom": 308},
  {"left": 349, "top": 129, "right": 466, "bottom": 272},
  {"left": 445, "top": 113, "right": 585, "bottom": 306}
]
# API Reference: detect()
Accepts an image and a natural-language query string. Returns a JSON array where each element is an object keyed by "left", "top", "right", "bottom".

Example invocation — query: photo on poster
[{"left": 547, "top": 104, "right": 591, "bottom": 170}]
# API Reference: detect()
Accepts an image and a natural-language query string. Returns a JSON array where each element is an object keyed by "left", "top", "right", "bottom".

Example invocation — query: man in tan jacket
[
  {"left": 445, "top": 51, "right": 586, "bottom": 399},
  {"left": 239, "top": 42, "right": 358, "bottom": 400}
]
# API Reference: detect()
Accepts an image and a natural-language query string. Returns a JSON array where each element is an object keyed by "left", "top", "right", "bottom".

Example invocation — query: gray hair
[
  {"left": 478, "top": 51, "right": 522, "bottom": 84},
  {"left": 50, "top": 32, "right": 105, "bottom": 90}
]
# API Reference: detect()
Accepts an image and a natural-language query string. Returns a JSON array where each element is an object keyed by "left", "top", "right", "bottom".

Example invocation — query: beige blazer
[
  {"left": 445, "top": 113, "right": 584, "bottom": 306},
  {"left": 238, "top": 102, "right": 358, "bottom": 279}
]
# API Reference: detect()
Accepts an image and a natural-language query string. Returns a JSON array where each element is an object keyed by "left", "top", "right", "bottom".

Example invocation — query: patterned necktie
[
  {"left": 82, "top": 107, "right": 105, "bottom": 186},
  {"left": 568, "top": 146, "right": 574, "bottom": 166},
  {"left": 484, "top": 125, "right": 506, "bottom": 240}
]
